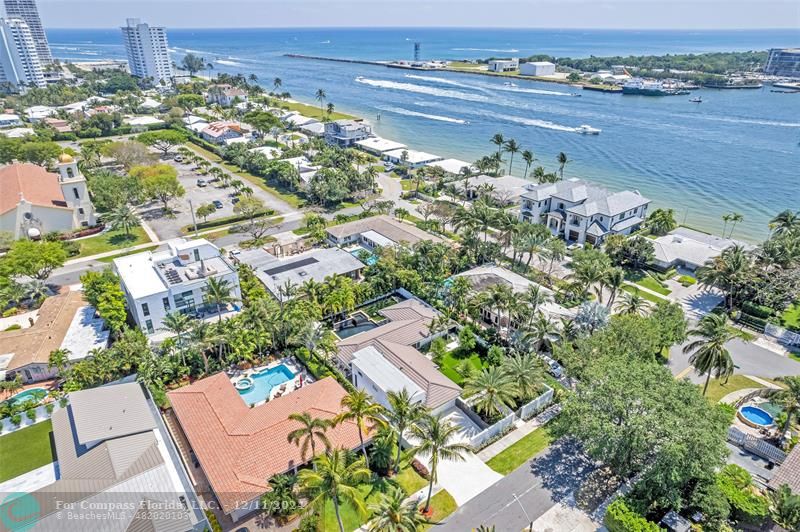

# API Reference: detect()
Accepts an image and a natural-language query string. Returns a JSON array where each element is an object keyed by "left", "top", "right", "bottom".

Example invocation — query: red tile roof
[
  {"left": 0, "top": 163, "right": 68, "bottom": 215},
  {"left": 168, "top": 374, "right": 365, "bottom": 514}
]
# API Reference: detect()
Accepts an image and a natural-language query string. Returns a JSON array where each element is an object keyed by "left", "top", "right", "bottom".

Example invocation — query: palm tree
[
  {"left": 521, "top": 149, "right": 535, "bottom": 179},
  {"left": 727, "top": 212, "right": 744, "bottom": 238},
  {"left": 386, "top": 389, "right": 424, "bottom": 474},
  {"left": 721, "top": 213, "right": 733, "bottom": 239},
  {"left": 287, "top": 412, "right": 332, "bottom": 464},
  {"left": 335, "top": 389, "right": 386, "bottom": 468},
  {"left": 298, "top": 449, "right": 371, "bottom": 532},
  {"left": 764, "top": 376, "right": 800, "bottom": 434},
  {"left": 604, "top": 267, "right": 626, "bottom": 309},
  {"left": 203, "top": 277, "right": 237, "bottom": 322},
  {"left": 697, "top": 245, "right": 750, "bottom": 310},
  {"left": 107, "top": 204, "right": 140, "bottom": 236},
  {"left": 501, "top": 353, "right": 544, "bottom": 401},
  {"left": 368, "top": 486, "right": 433, "bottom": 531},
  {"left": 769, "top": 210, "right": 800, "bottom": 235},
  {"left": 273, "top": 77, "right": 282, "bottom": 93},
  {"left": 490, "top": 133, "right": 505, "bottom": 161},
  {"left": 161, "top": 312, "right": 194, "bottom": 355},
  {"left": 315, "top": 88, "right": 327, "bottom": 117},
  {"left": 503, "top": 138, "right": 520, "bottom": 175},
  {"left": 326, "top": 102, "right": 335, "bottom": 118},
  {"left": 394, "top": 207, "right": 409, "bottom": 222},
  {"left": 48, "top": 348, "right": 71, "bottom": 374},
  {"left": 542, "top": 238, "right": 566, "bottom": 284},
  {"left": 465, "top": 366, "right": 517, "bottom": 417},
  {"left": 411, "top": 414, "right": 470, "bottom": 513},
  {"left": 682, "top": 313, "right": 739, "bottom": 396},
  {"left": 617, "top": 290, "right": 648, "bottom": 315},
  {"left": 556, "top": 152, "right": 570, "bottom": 180}
]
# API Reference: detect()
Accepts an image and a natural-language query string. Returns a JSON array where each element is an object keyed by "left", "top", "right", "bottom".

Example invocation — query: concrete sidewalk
[{"left": 477, "top": 405, "right": 561, "bottom": 461}]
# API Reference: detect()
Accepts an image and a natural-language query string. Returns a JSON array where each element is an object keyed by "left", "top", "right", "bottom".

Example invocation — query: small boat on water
[
  {"left": 576, "top": 124, "right": 601, "bottom": 135},
  {"left": 689, "top": 96, "right": 703, "bottom": 103},
  {"left": 503, "top": 81, "right": 518, "bottom": 87},
  {"left": 571, "top": 93, "right": 582, "bottom": 97}
]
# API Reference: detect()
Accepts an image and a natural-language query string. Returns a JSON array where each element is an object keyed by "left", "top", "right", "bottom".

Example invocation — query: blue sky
[{"left": 36, "top": 0, "right": 800, "bottom": 29}]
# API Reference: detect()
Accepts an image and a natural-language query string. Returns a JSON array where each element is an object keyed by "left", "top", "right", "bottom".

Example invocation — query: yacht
[
  {"left": 576, "top": 124, "right": 601, "bottom": 135},
  {"left": 689, "top": 96, "right": 703, "bottom": 103},
  {"left": 623, "top": 78, "right": 670, "bottom": 96}
]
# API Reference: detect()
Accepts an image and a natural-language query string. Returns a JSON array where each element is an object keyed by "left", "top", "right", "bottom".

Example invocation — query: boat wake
[
  {"left": 495, "top": 113, "right": 578, "bottom": 132},
  {"left": 404, "top": 74, "right": 489, "bottom": 92},
  {"left": 494, "top": 85, "right": 573, "bottom": 97},
  {"left": 377, "top": 106, "right": 468, "bottom": 124},
  {"left": 355, "top": 77, "right": 489, "bottom": 102},
  {"left": 689, "top": 114, "right": 800, "bottom": 128}
]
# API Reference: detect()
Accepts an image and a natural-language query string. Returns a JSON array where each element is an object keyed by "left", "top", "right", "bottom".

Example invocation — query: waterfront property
[
  {"left": 230, "top": 246, "right": 364, "bottom": 301},
  {"left": 0, "top": 155, "right": 96, "bottom": 239},
  {"left": 324, "top": 118, "right": 372, "bottom": 147},
  {"left": 200, "top": 120, "right": 248, "bottom": 144},
  {"left": 167, "top": 374, "right": 366, "bottom": 522},
  {"left": 487, "top": 58, "right": 519, "bottom": 72},
  {"left": 335, "top": 298, "right": 460, "bottom": 413},
  {"left": 651, "top": 227, "right": 748, "bottom": 271},
  {"left": 425, "top": 158, "right": 475, "bottom": 176},
  {"left": 113, "top": 238, "right": 241, "bottom": 337},
  {"left": 282, "top": 111, "right": 318, "bottom": 128},
  {"left": 120, "top": 18, "right": 173, "bottom": 84},
  {"left": 354, "top": 136, "right": 407, "bottom": 155},
  {"left": 205, "top": 83, "right": 248, "bottom": 107},
  {"left": 520, "top": 61, "right": 556, "bottom": 76},
  {"left": 0, "top": 290, "right": 109, "bottom": 383},
  {"left": 326, "top": 214, "right": 445, "bottom": 249},
  {"left": 454, "top": 265, "right": 574, "bottom": 331},
  {"left": 519, "top": 178, "right": 650, "bottom": 245},
  {"left": 463, "top": 174, "right": 531, "bottom": 205},
  {"left": 382, "top": 148, "right": 443, "bottom": 169},
  {"left": 0, "top": 381, "right": 207, "bottom": 531}
]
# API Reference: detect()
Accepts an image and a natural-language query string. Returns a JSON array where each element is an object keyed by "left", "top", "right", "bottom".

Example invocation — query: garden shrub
[
  {"left": 45, "top": 403, "right": 55, "bottom": 414},
  {"left": 3, "top": 308, "right": 18, "bottom": 318},
  {"left": 678, "top": 275, "right": 697, "bottom": 287},
  {"left": 716, "top": 464, "right": 769, "bottom": 523},
  {"left": 4, "top": 324, "right": 21, "bottom": 331},
  {"left": 204, "top": 510, "right": 222, "bottom": 532},
  {"left": 741, "top": 301, "right": 774, "bottom": 319},
  {"left": 10, "top": 414, "right": 21, "bottom": 427},
  {"left": 604, "top": 499, "right": 663, "bottom": 532},
  {"left": 25, "top": 408, "right": 36, "bottom": 422}
]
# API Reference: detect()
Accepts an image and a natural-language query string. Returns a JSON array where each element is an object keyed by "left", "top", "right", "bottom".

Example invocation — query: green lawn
[
  {"left": 621, "top": 285, "right": 664, "bottom": 304},
  {"left": 96, "top": 244, "right": 159, "bottom": 263},
  {"left": 281, "top": 100, "right": 357, "bottom": 121},
  {"left": 625, "top": 270, "right": 672, "bottom": 296},
  {"left": 485, "top": 426, "right": 553, "bottom": 475},
  {"left": 0, "top": 420, "right": 54, "bottom": 482},
  {"left": 439, "top": 351, "right": 484, "bottom": 386},
  {"left": 73, "top": 226, "right": 151, "bottom": 258},
  {"left": 702, "top": 375, "right": 763, "bottom": 404},
  {"left": 421, "top": 490, "right": 458, "bottom": 530},
  {"left": 782, "top": 302, "right": 800, "bottom": 331}
]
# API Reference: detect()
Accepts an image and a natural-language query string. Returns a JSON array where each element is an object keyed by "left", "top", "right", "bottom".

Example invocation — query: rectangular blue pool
[
  {"left": 350, "top": 248, "right": 377, "bottom": 266},
  {"left": 237, "top": 364, "right": 295, "bottom": 406}
]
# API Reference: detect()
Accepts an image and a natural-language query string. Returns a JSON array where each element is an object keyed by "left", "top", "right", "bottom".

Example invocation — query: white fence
[
  {"left": 456, "top": 396, "right": 516, "bottom": 451},
  {"left": 765, "top": 323, "right": 800, "bottom": 348},
  {"left": 0, "top": 401, "right": 65, "bottom": 435},
  {"left": 727, "top": 426, "right": 786, "bottom": 464},
  {"left": 518, "top": 385, "right": 554, "bottom": 420}
]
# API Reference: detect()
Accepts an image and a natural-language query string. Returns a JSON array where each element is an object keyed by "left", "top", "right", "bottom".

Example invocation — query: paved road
[
  {"left": 670, "top": 338, "right": 800, "bottom": 382},
  {"left": 438, "top": 440, "right": 596, "bottom": 531}
]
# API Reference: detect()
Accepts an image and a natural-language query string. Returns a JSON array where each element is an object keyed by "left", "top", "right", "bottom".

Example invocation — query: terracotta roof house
[
  {"left": 335, "top": 298, "right": 461, "bottom": 412},
  {"left": 0, "top": 157, "right": 95, "bottom": 239},
  {"left": 0, "top": 290, "right": 109, "bottom": 383},
  {"left": 43, "top": 117, "right": 73, "bottom": 133},
  {"left": 200, "top": 121, "right": 247, "bottom": 145},
  {"left": 0, "top": 382, "right": 208, "bottom": 531},
  {"left": 168, "top": 375, "right": 367, "bottom": 522},
  {"left": 326, "top": 215, "right": 445, "bottom": 250}
]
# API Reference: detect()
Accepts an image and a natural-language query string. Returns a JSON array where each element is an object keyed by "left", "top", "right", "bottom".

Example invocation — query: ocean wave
[
  {"left": 216, "top": 59, "right": 244, "bottom": 66},
  {"left": 377, "top": 106, "right": 467, "bottom": 124},
  {"left": 355, "top": 77, "right": 488, "bottom": 102},
  {"left": 452, "top": 47, "right": 520, "bottom": 53},
  {"left": 173, "top": 47, "right": 216, "bottom": 56}
]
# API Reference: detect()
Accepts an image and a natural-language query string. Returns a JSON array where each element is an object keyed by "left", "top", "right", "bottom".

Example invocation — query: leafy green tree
[
  {"left": 682, "top": 313, "right": 738, "bottom": 395},
  {"left": 368, "top": 486, "right": 434, "bottom": 531},
  {"left": 101, "top": 140, "right": 155, "bottom": 169},
  {"left": 298, "top": 449, "right": 371, "bottom": 532},
  {"left": 196, "top": 203, "right": 216, "bottom": 223},
  {"left": 176, "top": 93, "right": 204, "bottom": 111},
  {"left": 650, "top": 301, "right": 687, "bottom": 355},
  {"left": 646, "top": 208, "right": 678, "bottom": 236},
  {"left": 180, "top": 53, "right": 206, "bottom": 76},
  {"left": 3, "top": 240, "right": 67, "bottom": 281},
  {"left": 137, "top": 130, "right": 187, "bottom": 156},
  {"left": 260, "top": 474, "right": 299, "bottom": 517},
  {"left": 334, "top": 389, "right": 386, "bottom": 469},
  {"left": 769, "top": 484, "right": 800, "bottom": 530},
  {"left": 85, "top": 168, "right": 143, "bottom": 212},
  {"left": 411, "top": 414, "right": 470, "bottom": 513},
  {"left": 765, "top": 376, "right": 800, "bottom": 434},
  {"left": 17, "top": 141, "right": 63, "bottom": 165},
  {"left": 132, "top": 164, "right": 185, "bottom": 213}
]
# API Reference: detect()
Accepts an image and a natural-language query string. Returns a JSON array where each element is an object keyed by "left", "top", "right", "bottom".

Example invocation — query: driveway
[
  {"left": 376, "top": 173, "right": 423, "bottom": 218},
  {"left": 438, "top": 439, "right": 598, "bottom": 531},
  {"left": 670, "top": 338, "right": 800, "bottom": 382}
]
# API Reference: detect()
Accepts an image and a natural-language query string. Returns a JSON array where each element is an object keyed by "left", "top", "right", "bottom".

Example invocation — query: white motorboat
[
  {"left": 576, "top": 124, "right": 601, "bottom": 135},
  {"left": 503, "top": 81, "right": 518, "bottom": 87}
]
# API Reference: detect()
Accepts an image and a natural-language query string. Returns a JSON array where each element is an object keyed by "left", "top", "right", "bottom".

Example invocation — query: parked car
[
  {"left": 212, "top": 200, "right": 224, "bottom": 209},
  {"left": 196, "top": 178, "right": 207, "bottom": 187},
  {"left": 174, "top": 155, "right": 183, "bottom": 163},
  {"left": 231, "top": 196, "right": 240, "bottom": 204}
]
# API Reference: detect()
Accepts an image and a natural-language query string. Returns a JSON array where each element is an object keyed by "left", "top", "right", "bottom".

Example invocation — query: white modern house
[
  {"left": 205, "top": 84, "right": 248, "bottom": 107},
  {"left": 121, "top": 18, "right": 173, "bottom": 84},
  {"left": 23, "top": 104, "right": 56, "bottom": 122},
  {"left": 520, "top": 61, "right": 556, "bottom": 76},
  {"left": 382, "top": 148, "right": 443, "bottom": 169},
  {"left": 354, "top": 136, "right": 407, "bottom": 155},
  {"left": 0, "top": 154, "right": 96, "bottom": 238},
  {"left": 324, "top": 119, "right": 372, "bottom": 147},
  {"left": 0, "top": 17, "right": 46, "bottom": 90},
  {"left": 0, "top": 112, "right": 21, "bottom": 126},
  {"left": 487, "top": 58, "right": 518, "bottom": 72},
  {"left": 519, "top": 178, "right": 650, "bottom": 245},
  {"left": 113, "top": 238, "right": 241, "bottom": 337}
]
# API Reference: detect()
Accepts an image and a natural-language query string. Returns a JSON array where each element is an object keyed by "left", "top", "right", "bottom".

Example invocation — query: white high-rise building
[
  {"left": 0, "top": 17, "right": 45, "bottom": 90},
  {"left": 2, "top": 0, "right": 51, "bottom": 63},
  {"left": 121, "top": 18, "right": 173, "bottom": 84}
]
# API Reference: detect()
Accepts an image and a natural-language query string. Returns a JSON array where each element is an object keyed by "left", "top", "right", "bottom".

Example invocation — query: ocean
[{"left": 46, "top": 28, "right": 800, "bottom": 241}]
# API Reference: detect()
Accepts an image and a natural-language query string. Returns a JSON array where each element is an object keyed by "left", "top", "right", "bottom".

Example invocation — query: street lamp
[{"left": 512, "top": 492, "right": 533, "bottom": 532}]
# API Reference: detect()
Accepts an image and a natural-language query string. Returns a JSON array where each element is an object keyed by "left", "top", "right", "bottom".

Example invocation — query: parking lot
[{"left": 140, "top": 157, "right": 275, "bottom": 241}]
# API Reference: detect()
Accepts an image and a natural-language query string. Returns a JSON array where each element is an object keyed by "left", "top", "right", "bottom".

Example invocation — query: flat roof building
[
  {"left": 382, "top": 148, "right": 443, "bottom": 169},
  {"left": 324, "top": 119, "right": 372, "bottom": 147},
  {"left": 354, "top": 136, "right": 407, "bottom": 155},
  {"left": 520, "top": 61, "right": 556, "bottom": 77},
  {"left": 487, "top": 58, "right": 519, "bottom": 72}
]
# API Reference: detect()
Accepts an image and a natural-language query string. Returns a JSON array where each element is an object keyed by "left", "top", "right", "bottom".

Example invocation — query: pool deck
[{"left": 229, "top": 357, "right": 315, "bottom": 406}]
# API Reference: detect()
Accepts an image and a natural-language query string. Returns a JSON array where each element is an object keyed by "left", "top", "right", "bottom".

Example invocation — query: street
[{"left": 669, "top": 338, "right": 800, "bottom": 382}]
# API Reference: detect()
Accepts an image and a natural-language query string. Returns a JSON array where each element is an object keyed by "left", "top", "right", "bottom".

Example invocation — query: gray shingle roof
[{"left": 522, "top": 178, "right": 650, "bottom": 217}]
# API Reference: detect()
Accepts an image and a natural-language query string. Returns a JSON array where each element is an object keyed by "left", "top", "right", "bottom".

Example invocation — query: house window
[
  {"left": 193, "top": 249, "right": 200, "bottom": 261},
  {"left": 145, "top": 319, "right": 154, "bottom": 334},
  {"left": 162, "top": 297, "right": 171, "bottom": 312},
  {"left": 142, "top": 302, "right": 150, "bottom": 317},
  {"left": 72, "top": 187, "right": 80, "bottom": 199},
  {"left": 558, "top": 202, "right": 564, "bottom": 209},
  {"left": 78, "top": 208, "right": 84, "bottom": 215}
]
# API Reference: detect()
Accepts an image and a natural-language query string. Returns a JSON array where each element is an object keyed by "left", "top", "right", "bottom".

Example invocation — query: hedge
[
  {"left": 604, "top": 500, "right": 663, "bottom": 532},
  {"left": 737, "top": 313, "right": 767, "bottom": 331},
  {"left": 717, "top": 464, "right": 769, "bottom": 523},
  {"left": 741, "top": 301, "right": 774, "bottom": 319},
  {"left": 186, "top": 209, "right": 276, "bottom": 232}
]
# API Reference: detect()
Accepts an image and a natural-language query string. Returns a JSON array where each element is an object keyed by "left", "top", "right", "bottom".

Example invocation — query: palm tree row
[{"left": 482, "top": 132, "right": 568, "bottom": 183}]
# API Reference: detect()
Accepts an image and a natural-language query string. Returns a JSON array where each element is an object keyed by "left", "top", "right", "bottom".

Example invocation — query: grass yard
[
  {"left": 485, "top": 426, "right": 553, "bottom": 475},
  {"left": 439, "top": 351, "right": 484, "bottom": 386},
  {"left": 781, "top": 302, "right": 800, "bottom": 331},
  {"left": 281, "top": 100, "right": 357, "bottom": 121},
  {"left": 420, "top": 490, "right": 458, "bottom": 530},
  {"left": 96, "top": 244, "right": 159, "bottom": 263},
  {"left": 625, "top": 270, "right": 672, "bottom": 296},
  {"left": 0, "top": 420, "right": 55, "bottom": 482},
  {"left": 702, "top": 375, "right": 763, "bottom": 404},
  {"left": 73, "top": 226, "right": 151, "bottom": 258},
  {"left": 621, "top": 285, "right": 665, "bottom": 304}
]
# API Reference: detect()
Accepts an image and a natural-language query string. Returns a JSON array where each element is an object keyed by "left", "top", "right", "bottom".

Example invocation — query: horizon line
[{"left": 44, "top": 25, "right": 799, "bottom": 31}]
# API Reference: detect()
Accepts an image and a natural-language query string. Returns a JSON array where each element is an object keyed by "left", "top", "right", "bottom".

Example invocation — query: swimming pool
[
  {"left": 335, "top": 313, "right": 377, "bottom": 339},
  {"left": 7, "top": 388, "right": 47, "bottom": 405},
  {"left": 236, "top": 364, "right": 295, "bottom": 406},
  {"left": 350, "top": 248, "right": 377, "bottom": 266},
  {"left": 738, "top": 405, "right": 774, "bottom": 428}
]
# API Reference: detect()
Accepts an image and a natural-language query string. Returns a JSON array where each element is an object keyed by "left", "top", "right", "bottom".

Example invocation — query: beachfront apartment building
[
  {"left": 765, "top": 48, "right": 800, "bottom": 78},
  {"left": 519, "top": 178, "right": 650, "bottom": 245},
  {"left": 488, "top": 58, "right": 519, "bottom": 72},
  {"left": 324, "top": 119, "right": 372, "bottom": 147},
  {"left": 113, "top": 238, "right": 241, "bottom": 337},
  {"left": 0, "top": 17, "right": 45, "bottom": 90},
  {"left": 3, "top": 0, "right": 51, "bottom": 63},
  {"left": 121, "top": 18, "right": 173, "bottom": 84}
]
